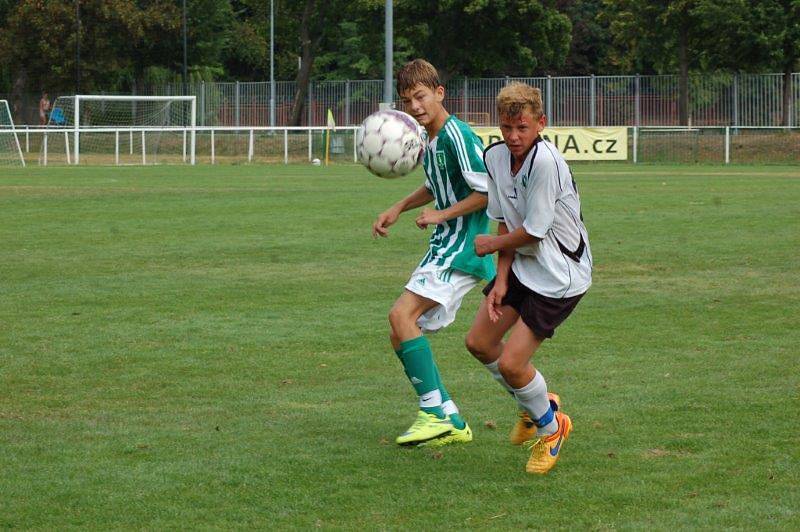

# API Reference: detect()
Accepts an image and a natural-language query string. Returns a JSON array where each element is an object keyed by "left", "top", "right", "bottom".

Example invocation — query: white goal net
[
  {"left": 41, "top": 95, "right": 196, "bottom": 165},
  {"left": 0, "top": 99, "right": 26, "bottom": 166}
]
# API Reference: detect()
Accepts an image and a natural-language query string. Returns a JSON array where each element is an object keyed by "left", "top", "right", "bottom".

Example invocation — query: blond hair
[
  {"left": 496, "top": 82, "right": 543, "bottom": 118},
  {"left": 396, "top": 59, "right": 441, "bottom": 95}
]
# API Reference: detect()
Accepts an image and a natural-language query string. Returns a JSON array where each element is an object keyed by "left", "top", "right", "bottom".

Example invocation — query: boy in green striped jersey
[{"left": 372, "top": 59, "right": 495, "bottom": 447}]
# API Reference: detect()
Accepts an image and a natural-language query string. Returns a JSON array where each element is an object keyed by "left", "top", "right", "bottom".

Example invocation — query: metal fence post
[
  {"left": 732, "top": 74, "right": 739, "bottom": 127},
  {"left": 235, "top": 81, "right": 240, "bottom": 128},
  {"left": 790, "top": 74, "right": 795, "bottom": 128},
  {"left": 724, "top": 126, "right": 730, "bottom": 164},
  {"left": 200, "top": 80, "right": 205, "bottom": 126},
  {"left": 308, "top": 83, "right": 313, "bottom": 126},
  {"left": 635, "top": 74, "right": 641, "bottom": 126},
  {"left": 345, "top": 80, "right": 351, "bottom": 125},
  {"left": 463, "top": 77, "right": 468, "bottom": 119},
  {"left": 590, "top": 74, "right": 596, "bottom": 127},
  {"left": 546, "top": 75, "right": 553, "bottom": 124}
]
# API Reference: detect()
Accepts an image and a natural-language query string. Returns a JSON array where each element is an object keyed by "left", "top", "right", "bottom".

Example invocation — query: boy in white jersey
[
  {"left": 465, "top": 82, "right": 592, "bottom": 474},
  {"left": 372, "top": 59, "right": 496, "bottom": 447}
]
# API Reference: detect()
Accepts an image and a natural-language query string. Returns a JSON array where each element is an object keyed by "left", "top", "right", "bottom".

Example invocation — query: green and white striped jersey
[{"left": 420, "top": 115, "right": 495, "bottom": 281}]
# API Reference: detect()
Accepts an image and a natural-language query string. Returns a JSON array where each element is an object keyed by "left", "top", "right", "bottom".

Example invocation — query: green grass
[{"left": 1, "top": 163, "right": 798, "bottom": 529}]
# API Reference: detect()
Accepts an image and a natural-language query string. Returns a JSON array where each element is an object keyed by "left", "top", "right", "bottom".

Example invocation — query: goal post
[
  {"left": 49, "top": 95, "right": 196, "bottom": 165},
  {"left": 0, "top": 99, "right": 26, "bottom": 167}
]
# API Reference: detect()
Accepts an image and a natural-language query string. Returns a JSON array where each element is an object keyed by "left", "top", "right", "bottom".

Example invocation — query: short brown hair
[
  {"left": 496, "top": 82, "right": 543, "bottom": 118},
  {"left": 396, "top": 59, "right": 441, "bottom": 95}
]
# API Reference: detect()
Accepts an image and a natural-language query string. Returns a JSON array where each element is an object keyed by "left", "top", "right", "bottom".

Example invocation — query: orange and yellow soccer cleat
[
  {"left": 509, "top": 392, "right": 562, "bottom": 445},
  {"left": 525, "top": 410, "right": 573, "bottom": 474}
]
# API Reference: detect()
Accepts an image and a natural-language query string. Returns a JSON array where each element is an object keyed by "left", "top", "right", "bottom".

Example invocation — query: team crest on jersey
[{"left": 436, "top": 151, "right": 446, "bottom": 171}]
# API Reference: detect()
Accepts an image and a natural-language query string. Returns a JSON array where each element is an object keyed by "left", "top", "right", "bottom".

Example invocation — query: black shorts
[{"left": 483, "top": 270, "right": 584, "bottom": 339}]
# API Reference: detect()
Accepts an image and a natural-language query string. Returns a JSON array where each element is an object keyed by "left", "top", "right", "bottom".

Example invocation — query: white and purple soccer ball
[{"left": 357, "top": 110, "right": 425, "bottom": 178}]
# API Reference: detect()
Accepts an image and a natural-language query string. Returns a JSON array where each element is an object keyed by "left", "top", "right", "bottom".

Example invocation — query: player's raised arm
[
  {"left": 415, "top": 191, "right": 487, "bottom": 229},
  {"left": 372, "top": 185, "right": 434, "bottom": 238}
]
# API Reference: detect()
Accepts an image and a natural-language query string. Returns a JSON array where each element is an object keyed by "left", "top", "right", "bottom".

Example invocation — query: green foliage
[
  {"left": 557, "top": 0, "right": 614, "bottom": 75},
  {"left": 602, "top": 0, "right": 800, "bottom": 75},
  {"left": 398, "top": 0, "right": 572, "bottom": 77},
  {"left": 0, "top": 0, "right": 797, "bottom": 94}
]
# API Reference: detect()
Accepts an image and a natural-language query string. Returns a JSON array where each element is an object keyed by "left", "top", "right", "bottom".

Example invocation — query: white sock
[
  {"left": 484, "top": 360, "right": 515, "bottom": 395},
  {"left": 419, "top": 389, "right": 443, "bottom": 410},
  {"left": 441, "top": 400, "right": 459, "bottom": 416},
  {"left": 513, "top": 372, "right": 558, "bottom": 436}
]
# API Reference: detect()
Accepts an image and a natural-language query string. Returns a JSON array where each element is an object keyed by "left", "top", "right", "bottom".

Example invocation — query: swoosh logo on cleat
[{"left": 550, "top": 435, "right": 564, "bottom": 456}]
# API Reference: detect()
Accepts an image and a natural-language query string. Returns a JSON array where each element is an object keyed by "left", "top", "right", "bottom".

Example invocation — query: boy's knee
[
  {"left": 464, "top": 332, "right": 483, "bottom": 356},
  {"left": 388, "top": 305, "right": 415, "bottom": 334},
  {"left": 465, "top": 332, "right": 495, "bottom": 364}
]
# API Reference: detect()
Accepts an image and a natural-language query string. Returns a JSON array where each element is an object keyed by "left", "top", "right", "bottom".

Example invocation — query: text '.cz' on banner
[{"left": 473, "top": 127, "right": 628, "bottom": 161}]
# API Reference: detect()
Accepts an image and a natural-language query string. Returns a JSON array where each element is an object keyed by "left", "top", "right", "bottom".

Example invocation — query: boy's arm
[
  {"left": 415, "top": 191, "right": 487, "bottom": 229},
  {"left": 373, "top": 185, "right": 434, "bottom": 238},
  {"left": 474, "top": 160, "right": 559, "bottom": 255},
  {"left": 474, "top": 226, "right": 540, "bottom": 256},
  {"left": 485, "top": 223, "right": 514, "bottom": 322}
]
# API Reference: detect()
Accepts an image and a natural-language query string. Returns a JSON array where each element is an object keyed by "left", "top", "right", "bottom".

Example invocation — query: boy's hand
[
  {"left": 415, "top": 208, "right": 445, "bottom": 230},
  {"left": 486, "top": 281, "right": 507, "bottom": 323},
  {"left": 373, "top": 207, "right": 401, "bottom": 238},
  {"left": 474, "top": 235, "right": 497, "bottom": 257}
]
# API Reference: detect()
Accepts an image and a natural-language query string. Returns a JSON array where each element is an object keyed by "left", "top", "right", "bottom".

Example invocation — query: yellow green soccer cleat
[
  {"left": 395, "top": 410, "right": 454, "bottom": 446},
  {"left": 525, "top": 410, "right": 572, "bottom": 474},
  {"left": 509, "top": 392, "right": 562, "bottom": 445},
  {"left": 420, "top": 418, "right": 473, "bottom": 448}
]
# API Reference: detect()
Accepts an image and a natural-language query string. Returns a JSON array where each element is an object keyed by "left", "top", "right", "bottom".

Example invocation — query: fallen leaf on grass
[{"left": 484, "top": 420, "right": 497, "bottom": 429}]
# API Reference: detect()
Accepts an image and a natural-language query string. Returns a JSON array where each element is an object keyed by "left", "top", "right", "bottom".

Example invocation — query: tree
[
  {"left": 693, "top": 0, "right": 800, "bottom": 125},
  {"left": 397, "top": 0, "right": 572, "bottom": 78},
  {"left": 602, "top": 0, "right": 704, "bottom": 125},
  {"left": 775, "top": 1, "right": 800, "bottom": 125},
  {"left": 556, "top": 0, "right": 614, "bottom": 75}
]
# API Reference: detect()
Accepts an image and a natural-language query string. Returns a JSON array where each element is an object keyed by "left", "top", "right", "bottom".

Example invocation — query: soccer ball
[
  {"left": 357, "top": 110, "right": 425, "bottom": 178},
  {"left": 311, "top": 158, "right": 321, "bottom": 166}
]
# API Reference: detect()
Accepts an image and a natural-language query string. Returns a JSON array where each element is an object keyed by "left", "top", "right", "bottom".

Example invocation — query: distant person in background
[{"left": 39, "top": 92, "right": 50, "bottom": 125}]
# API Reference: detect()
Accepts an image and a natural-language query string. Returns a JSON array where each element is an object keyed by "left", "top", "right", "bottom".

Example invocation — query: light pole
[
  {"left": 382, "top": 0, "right": 393, "bottom": 109},
  {"left": 182, "top": 0, "right": 188, "bottom": 94},
  {"left": 75, "top": 0, "right": 81, "bottom": 93},
  {"left": 270, "top": 0, "right": 275, "bottom": 126}
]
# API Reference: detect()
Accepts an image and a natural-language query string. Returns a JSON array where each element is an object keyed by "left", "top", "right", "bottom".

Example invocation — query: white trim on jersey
[
  {"left": 446, "top": 121, "right": 490, "bottom": 192},
  {"left": 462, "top": 171, "right": 489, "bottom": 193},
  {"left": 445, "top": 121, "right": 470, "bottom": 172}
]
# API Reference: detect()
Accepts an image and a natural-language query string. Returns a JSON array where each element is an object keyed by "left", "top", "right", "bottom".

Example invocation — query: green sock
[
  {"left": 394, "top": 348, "right": 410, "bottom": 380},
  {"left": 398, "top": 336, "right": 445, "bottom": 418}
]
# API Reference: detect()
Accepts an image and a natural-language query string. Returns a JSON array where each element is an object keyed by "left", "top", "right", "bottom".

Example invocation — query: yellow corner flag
[{"left": 325, "top": 109, "right": 336, "bottom": 166}]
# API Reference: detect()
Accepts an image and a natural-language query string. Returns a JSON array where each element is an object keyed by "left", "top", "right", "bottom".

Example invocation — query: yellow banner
[{"left": 473, "top": 127, "right": 628, "bottom": 161}]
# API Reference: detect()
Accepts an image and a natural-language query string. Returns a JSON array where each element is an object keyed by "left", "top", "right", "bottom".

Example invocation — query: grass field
[{"left": 1, "top": 163, "right": 798, "bottom": 529}]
